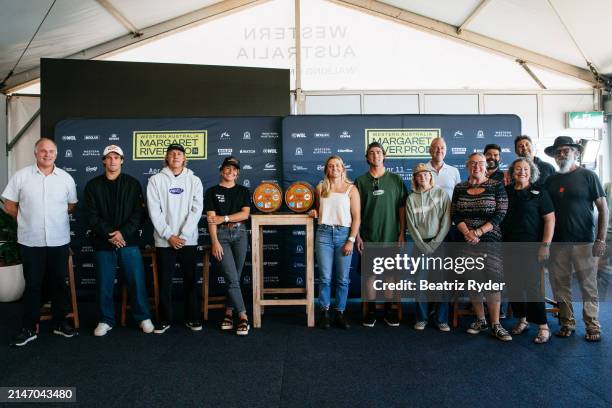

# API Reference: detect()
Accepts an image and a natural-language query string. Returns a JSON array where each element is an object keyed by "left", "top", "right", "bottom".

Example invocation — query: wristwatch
[
  {"left": 347, "top": 236, "right": 356, "bottom": 243},
  {"left": 224, "top": 215, "right": 229, "bottom": 223}
]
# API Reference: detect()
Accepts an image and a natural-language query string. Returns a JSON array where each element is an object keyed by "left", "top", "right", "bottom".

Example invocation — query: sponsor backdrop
[
  {"left": 282, "top": 115, "right": 521, "bottom": 295},
  {"left": 56, "top": 117, "right": 283, "bottom": 299},
  {"left": 55, "top": 114, "right": 520, "bottom": 300}
]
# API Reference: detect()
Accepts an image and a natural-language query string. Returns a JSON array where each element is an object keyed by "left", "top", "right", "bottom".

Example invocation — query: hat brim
[
  {"left": 544, "top": 143, "right": 583, "bottom": 157},
  {"left": 219, "top": 164, "right": 240, "bottom": 170}
]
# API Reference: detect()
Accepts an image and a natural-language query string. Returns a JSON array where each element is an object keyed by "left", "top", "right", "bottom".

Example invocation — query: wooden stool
[
  {"left": 251, "top": 214, "right": 315, "bottom": 328},
  {"left": 39, "top": 250, "right": 80, "bottom": 329},
  {"left": 200, "top": 245, "right": 225, "bottom": 321},
  {"left": 120, "top": 248, "right": 159, "bottom": 326}
]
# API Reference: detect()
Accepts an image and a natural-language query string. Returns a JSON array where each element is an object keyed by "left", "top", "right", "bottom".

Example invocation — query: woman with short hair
[
  {"left": 502, "top": 157, "right": 555, "bottom": 344},
  {"left": 451, "top": 152, "right": 510, "bottom": 341}
]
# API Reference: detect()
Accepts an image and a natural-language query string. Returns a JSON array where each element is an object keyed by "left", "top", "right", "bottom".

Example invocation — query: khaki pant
[{"left": 549, "top": 244, "right": 600, "bottom": 329}]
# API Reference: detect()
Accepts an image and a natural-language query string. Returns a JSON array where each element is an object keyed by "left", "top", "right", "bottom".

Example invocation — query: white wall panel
[
  {"left": 363, "top": 94, "right": 419, "bottom": 114},
  {"left": 304, "top": 95, "right": 361, "bottom": 114},
  {"left": 484, "top": 94, "right": 538, "bottom": 139},
  {"left": 423, "top": 94, "right": 479, "bottom": 114}
]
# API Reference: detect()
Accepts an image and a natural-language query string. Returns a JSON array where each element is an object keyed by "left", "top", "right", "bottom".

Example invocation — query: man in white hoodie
[{"left": 147, "top": 143, "right": 204, "bottom": 333}]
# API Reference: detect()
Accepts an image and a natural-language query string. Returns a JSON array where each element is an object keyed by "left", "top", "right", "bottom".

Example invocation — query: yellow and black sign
[
  {"left": 365, "top": 129, "right": 440, "bottom": 159},
  {"left": 132, "top": 130, "right": 207, "bottom": 160}
]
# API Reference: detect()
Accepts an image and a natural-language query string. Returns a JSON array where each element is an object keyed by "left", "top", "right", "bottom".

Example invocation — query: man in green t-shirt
[{"left": 355, "top": 142, "right": 408, "bottom": 327}]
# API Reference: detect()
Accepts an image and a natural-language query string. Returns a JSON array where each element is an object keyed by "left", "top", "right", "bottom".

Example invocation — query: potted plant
[{"left": 0, "top": 200, "right": 24, "bottom": 302}]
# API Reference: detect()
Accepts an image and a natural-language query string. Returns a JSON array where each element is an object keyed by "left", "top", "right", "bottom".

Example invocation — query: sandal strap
[{"left": 237, "top": 319, "right": 249, "bottom": 330}]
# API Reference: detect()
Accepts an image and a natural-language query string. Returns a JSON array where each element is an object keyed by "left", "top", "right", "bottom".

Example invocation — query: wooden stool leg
[
  {"left": 452, "top": 301, "right": 459, "bottom": 328},
  {"left": 151, "top": 253, "right": 159, "bottom": 322},
  {"left": 121, "top": 286, "right": 128, "bottom": 327},
  {"left": 68, "top": 255, "right": 79, "bottom": 329},
  {"left": 203, "top": 249, "right": 210, "bottom": 321}
]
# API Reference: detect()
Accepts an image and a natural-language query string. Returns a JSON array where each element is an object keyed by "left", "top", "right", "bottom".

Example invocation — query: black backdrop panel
[
  {"left": 55, "top": 117, "right": 283, "bottom": 298},
  {"left": 41, "top": 58, "right": 290, "bottom": 140},
  {"left": 282, "top": 114, "right": 522, "bottom": 186},
  {"left": 282, "top": 114, "right": 521, "bottom": 295}
]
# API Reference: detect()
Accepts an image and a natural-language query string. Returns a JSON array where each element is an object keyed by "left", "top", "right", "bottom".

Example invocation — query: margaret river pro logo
[
  {"left": 365, "top": 128, "right": 440, "bottom": 159},
  {"left": 132, "top": 130, "right": 207, "bottom": 160}
]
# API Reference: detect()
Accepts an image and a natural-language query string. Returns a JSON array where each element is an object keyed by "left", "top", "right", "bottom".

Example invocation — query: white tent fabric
[{"left": 1, "top": 0, "right": 610, "bottom": 92}]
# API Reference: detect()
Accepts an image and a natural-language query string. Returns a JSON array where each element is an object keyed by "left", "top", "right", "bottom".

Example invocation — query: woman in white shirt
[{"left": 308, "top": 156, "right": 361, "bottom": 329}]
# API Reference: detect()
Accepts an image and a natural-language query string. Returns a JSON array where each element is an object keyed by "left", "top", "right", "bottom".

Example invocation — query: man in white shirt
[
  {"left": 425, "top": 137, "right": 461, "bottom": 199},
  {"left": 2, "top": 138, "right": 78, "bottom": 347}
]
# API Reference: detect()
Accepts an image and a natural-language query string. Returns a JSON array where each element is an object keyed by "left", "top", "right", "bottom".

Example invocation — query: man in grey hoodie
[{"left": 147, "top": 143, "right": 204, "bottom": 333}]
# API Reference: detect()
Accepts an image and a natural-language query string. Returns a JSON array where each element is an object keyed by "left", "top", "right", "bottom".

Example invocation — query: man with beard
[
  {"left": 544, "top": 136, "right": 608, "bottom": 342},
  {"left": 514, "top": 135, "right": 555, "bottom": 184},
  {"left": 484, "top": 143, "right": 507, "bottom": 184}
]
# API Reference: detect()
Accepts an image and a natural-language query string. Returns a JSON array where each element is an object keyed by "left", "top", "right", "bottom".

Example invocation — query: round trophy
[
  {"left": 284, "top": 181, "right": 314, "bottom": 213},
  {"left": 253, "top": 182, "right": 283, "bottom": 213}
]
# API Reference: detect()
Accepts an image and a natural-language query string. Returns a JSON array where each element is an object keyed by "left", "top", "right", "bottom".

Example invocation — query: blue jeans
[
  {"left": 415, "top": 245, "right": 448, "bottom": 324},
  {"left": 95, "top": 246, "right": 151, "bottom": 326},
  {"left": 316, "top": 225, "right": 351, "bottom": 312}
]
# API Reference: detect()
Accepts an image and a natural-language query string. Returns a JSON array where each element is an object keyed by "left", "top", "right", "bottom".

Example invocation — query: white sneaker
[
  {"left": 140, "top": 319, "right": 154, "bottom": 334},
  {"left": 414, "top": 321, "right": 427, "bottom": 331},
  {"left": 94, "top": 322, "right": 112, "bottom": 337}
]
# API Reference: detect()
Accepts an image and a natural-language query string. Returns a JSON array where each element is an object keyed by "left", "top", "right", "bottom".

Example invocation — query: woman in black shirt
[
  {"left": 204, "top": 156, "right": 251, "bottom": 336},
  {"left": 502, "top": 157, "right": 555, "bottom": 344}
]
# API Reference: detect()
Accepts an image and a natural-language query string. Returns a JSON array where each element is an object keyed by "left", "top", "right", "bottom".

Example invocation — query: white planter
[{"left": 0, "top": 264, "right": 25, "bottom": 302}]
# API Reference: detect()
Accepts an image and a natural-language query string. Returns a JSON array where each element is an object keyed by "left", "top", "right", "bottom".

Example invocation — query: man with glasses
[
  {"left": 355, "top": 142, "right": 408, "bottom": 327},
  {"left": 544, "top": 136, "right": 608, "bottom": 342}
]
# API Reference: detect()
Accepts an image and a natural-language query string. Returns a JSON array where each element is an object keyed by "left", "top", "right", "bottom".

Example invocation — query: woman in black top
[
  {"left": 502, "top": 157, "right": 555, "bottom": 344},
  {"left": 204, "top": 156, "right": 251, "bottom": 336}
]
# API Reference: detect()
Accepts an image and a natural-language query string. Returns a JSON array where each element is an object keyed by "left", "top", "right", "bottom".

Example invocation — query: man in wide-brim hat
[{"left": 543, "top": 136, "right": 608, "bottom": 342}]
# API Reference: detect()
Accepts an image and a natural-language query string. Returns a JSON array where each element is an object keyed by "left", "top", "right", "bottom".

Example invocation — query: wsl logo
[
  {"left": 62, "top": 135, "right": 76, "bottom": 141},
  {"left": 169, "top": 188, "right": 184, "bottom": 195}
]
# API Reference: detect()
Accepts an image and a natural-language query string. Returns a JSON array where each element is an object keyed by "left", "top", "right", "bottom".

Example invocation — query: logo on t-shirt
[
  {"left": 169, "top": 188, "right": 184, "bottom": 195},
  {"left": 559, "top": 187, "right": 565, "bottom": 193},
  {"left": 216, "top": 193, "right": 225, "bottom": 203}
]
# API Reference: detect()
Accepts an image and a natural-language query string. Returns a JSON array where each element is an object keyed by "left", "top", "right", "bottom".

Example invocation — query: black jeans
[
  {"left": 19, "top": 244, "right": 70, "bottom": 330},
  {"left": 156, "top": 246, "right": 199, "bottom": 324}
]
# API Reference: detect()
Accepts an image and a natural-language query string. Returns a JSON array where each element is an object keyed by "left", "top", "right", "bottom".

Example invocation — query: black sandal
[
  {"left": 236, "top": 318, "right": 250, "bottom": 336},
  {"left": 555, "top": 326, "right": 575, "bottom": 338},
  {"left": 221, "top": 316, "right": 233, "bottom": 331}
]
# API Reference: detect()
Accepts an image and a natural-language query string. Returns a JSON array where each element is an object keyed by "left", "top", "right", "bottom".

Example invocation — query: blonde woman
[{"left": 308, "top": 155, "right": 361, "bottom": 329}]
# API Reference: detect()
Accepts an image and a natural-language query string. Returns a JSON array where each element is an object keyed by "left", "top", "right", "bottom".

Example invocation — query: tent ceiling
[{"left": 1, "top": 0, "right": 610, "bottom": 92}]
